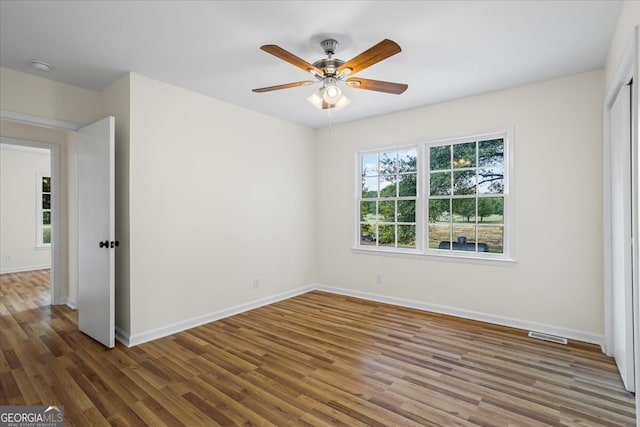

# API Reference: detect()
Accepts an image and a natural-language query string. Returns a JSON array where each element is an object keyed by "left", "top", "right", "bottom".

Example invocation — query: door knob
[
  {"left": 99, "top": 240, "right": 109, "bottom": 248},
  {"left": 110, "top": 240, "right": 120, "bottom": 248}
]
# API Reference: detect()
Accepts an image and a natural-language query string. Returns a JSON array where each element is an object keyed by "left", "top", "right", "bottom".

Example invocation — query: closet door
[{"left": 610, "top": 81, "right": 634, "bottom": 392}]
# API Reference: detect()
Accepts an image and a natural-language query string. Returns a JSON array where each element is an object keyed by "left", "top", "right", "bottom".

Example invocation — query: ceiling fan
[{"left": 252, "top": 38, "right": 408, "bottom": 110}]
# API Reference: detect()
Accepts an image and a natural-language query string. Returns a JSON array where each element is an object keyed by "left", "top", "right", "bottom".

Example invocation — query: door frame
[
  {"left": 0, "top": 110, "right": 81, "bottom": 307},
  {"left": 603, "top": 23, "right": 639, "bottom": 403}
]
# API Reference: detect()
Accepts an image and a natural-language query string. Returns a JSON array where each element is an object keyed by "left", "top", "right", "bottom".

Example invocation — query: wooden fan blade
[
  {"left": 345, "top": 78, "right": 408, "bottom": 94},
  {"left": 252, "top": 81, "right": 315, "bottom": 93},
  {"left": 337, "top": 39, "right": 402, "bottom": 76},
  {"left": 260, "top": 45, "right": 323, "bottom": 75}
]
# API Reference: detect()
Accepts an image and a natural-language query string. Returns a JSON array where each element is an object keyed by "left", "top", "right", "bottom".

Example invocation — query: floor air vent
[{"left": 528, "top": 331, "right": 568, "bottom": 345}]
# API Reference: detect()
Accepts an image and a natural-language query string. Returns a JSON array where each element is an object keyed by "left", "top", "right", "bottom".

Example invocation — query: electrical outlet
[
  {"left": 375, "top": 273, "right": 383, "bottom": 284},
  {"left": 253, "top": 278, "right": 260, "bottom": 289}
]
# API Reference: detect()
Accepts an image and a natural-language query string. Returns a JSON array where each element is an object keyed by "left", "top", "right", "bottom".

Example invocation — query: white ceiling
[{"left": 0, "top": 0, "right": 622, "bottom": 129}]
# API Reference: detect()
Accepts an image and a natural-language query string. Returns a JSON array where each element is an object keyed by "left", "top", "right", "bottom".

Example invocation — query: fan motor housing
[{"left": 312, "top": 58, "right": 345, "bottom": 78}]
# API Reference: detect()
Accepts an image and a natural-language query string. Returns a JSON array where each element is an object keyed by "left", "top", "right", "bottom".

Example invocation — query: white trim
[
  {"left": 115, "top": 326, "right": 131, "bottom": 347},
  {"left": 117, "top": 282, "right": 602, "bottom": 349},
  {"left": 605, "top": 46, "right": 635, "bottom": 107},
  {"left": 316, "top": 284, "right": 604, "bottom": 347},
  {"left": 0, "top": 143, "right": 50, "bottom": 154},
  {"left": 119, "top": 285, "right": 315, "bottom": 347},
  {"left": 51, "top": 296, "right": 76, "bottom": 310},
  {"left": 603, "top": 28, "right": 638, "bottom": 359},
  {"left": 633, "top": 26, "right": 640, "bottom": 427},
  {"left": 351, "top": 247, "right": 516, "bottom": 266},
  {"left": 0, "top": 264, "right": 51, "bottom": 274},
  {"left": 0, "top": 109, "right": 81, "bottom": 131}
]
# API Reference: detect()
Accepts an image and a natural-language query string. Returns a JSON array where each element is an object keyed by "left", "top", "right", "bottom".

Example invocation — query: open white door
[
  {"left": 77, "top": 117, "right": 115, "bottom": 348},
  {"left": 610, "top": 82, "right": 634, "bottom": 391}
]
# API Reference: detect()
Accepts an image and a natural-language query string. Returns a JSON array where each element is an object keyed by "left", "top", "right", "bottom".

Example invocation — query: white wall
[
  {"left": 126, "top": 73, "right": 316, "bottom": 341},
  {"left": 315, "top": 70, "right": 605, "bottom": 343},
  {"left": 0, "top": 67, "right": 104, "bottom": 125},
  {"left": 0, "top": 144, "right": 51, "bottom": 272}
]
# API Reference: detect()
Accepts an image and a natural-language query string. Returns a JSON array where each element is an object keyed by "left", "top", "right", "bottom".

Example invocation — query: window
[
  {"left": 359, "top": 147, "right": 418, "bottom": 249},
  {"left": 428, "top": 137, "right": 505, "bottom": 255},
  {"left": 356, "top": 130, "right": 512, "bottom": 261},
  {"left": 37, "top": 175, "right": 51, "bottom": 247}
]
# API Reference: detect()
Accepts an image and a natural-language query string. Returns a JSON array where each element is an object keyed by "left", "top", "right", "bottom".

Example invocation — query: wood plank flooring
[
  {"left": 0, "top": 270, "right": 635, "bottom": 426},
  {"left": 0, "top": 269, "right": 50, "bottom": 311}
]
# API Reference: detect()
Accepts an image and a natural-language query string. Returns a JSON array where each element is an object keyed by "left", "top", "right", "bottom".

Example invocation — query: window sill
[{"left": 351, "top": 246, "right": 516, "bottom": 266}]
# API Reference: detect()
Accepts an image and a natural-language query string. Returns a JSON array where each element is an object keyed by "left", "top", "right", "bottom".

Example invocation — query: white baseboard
[
  {"left": 315, "top": 284, "right": 604, "bottom": 347},
  {"left": 115, "top": 326, "right": 130, "bottom": 347},
  {"left": 52, "top": 296, "right": 76, "bottom": 310},
  {"left": 118, "top": 283, "right": 603, "bottom": 349},
  {"left": 1, "top": 264, "right": 51, "bottom": 274},
  {"left": 122, "top": 285, "right": 316, "bottom": 347}
]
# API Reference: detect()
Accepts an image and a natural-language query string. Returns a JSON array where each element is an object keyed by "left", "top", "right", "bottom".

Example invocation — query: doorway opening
[{"left": 0, "top": 136, "right": 61, "bottom": 308}]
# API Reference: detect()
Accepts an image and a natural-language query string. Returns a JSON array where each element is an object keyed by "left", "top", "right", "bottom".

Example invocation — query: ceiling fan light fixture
[
  {"left": 306, "top": 87, "right": 350, "bottom": 110},
  {"left": 254, "top": 38, "right": 407, "bottom": 112},
  {"left": 322, "top": 78, "right": 343, "bottom": 104},
  {"left": 306, "top": 89, "right": 325, "bottom": 110},
  {"left": 323, "top": 85, "right": 342, "bottom": 102},
  {"left": 333, "top": 95, "right": 350, "bottom": 110}
]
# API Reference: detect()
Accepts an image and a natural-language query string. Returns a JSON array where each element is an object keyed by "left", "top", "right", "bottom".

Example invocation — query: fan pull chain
[{"left": 326, "top": 107, "right": 333, "bottom": 127}]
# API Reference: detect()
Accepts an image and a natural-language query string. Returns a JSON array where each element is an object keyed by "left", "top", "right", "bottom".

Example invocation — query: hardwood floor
[
  {"left": 0, "top": 272, "right": 635, "bottom": 426},
  {"left": 0, "top": 269, "right": 50, "bottom": 311}
]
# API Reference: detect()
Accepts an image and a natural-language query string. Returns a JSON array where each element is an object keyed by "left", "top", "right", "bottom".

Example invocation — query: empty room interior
[{"left": 1, "top": 1, "right": 639, "bottom": 425}]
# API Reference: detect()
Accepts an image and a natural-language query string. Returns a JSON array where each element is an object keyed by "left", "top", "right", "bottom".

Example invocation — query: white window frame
[
  {"left": 353, "top": 128, "right": 514, "bottom": 264},
  {"left": 356, "top": 145, "right": 421, "bottom": 253},
  {"left": 36, "top": 173, "right": 51, "bottom": 248}
]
